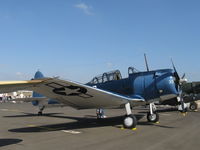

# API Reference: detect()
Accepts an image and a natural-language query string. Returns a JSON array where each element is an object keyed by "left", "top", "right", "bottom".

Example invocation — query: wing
[
  {"left": 0, "top": 80, "right": 45, "bottom": 93},
  {"left": 0, "top": 78, "right": 145, "bottom": 109}
]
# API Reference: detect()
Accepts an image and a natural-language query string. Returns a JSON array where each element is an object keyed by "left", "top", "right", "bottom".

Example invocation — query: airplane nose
[
  {"left": 168, "top": 76, "right": 179, "bottom": 95},
  {"left": 156, "top": 74, "right": 179, "bottom": 99}
]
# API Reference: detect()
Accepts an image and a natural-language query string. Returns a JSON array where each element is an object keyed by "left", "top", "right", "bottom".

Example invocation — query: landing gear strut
[
  {"left": 123, "top": 103, "right": 137, "bottom": 129},
  {"left": 147, "top": 103, "right": 159, "bottom": 123},
  {"left": 96, "top": 108, "right": 106, "bottom": 119},
  {"left": 38, "top": 105, "right": 45, "bottom": 116},
  {"left": 177, "top": 96, "right": 187, "bottom": 113}
]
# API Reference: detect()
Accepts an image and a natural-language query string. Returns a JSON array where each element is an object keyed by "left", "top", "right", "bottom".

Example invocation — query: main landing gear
[
  {"left": 96, "top": 108, "right": 107, "bottom": 119},
  {"left": 147, "top": 103, "right": 159, "bottom": 123},
  {"left": 123, "top": 103, "right": 137, "bottom": 129},
  {"left": 38, "top": 105, "right": 45, "bottom": 116},
  {"left": 97, "top": 102, "right": 160, "bottom": 129}
]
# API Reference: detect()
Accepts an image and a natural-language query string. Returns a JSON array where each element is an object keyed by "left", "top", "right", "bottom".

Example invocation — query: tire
[
  {"left": 38, "top": 111, "right": 43, "bottom": 116},
  {"left": 147, "top": 112, "right": 159, "bottom": 123},
  {"left": 123, "top": 115, "right": 137, "bottom": 129},
  {"left": 189, "top": 102, "right": 198, "bottom": 111}
]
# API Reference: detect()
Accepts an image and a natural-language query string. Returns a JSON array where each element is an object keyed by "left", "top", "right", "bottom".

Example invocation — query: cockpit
[
  {"left": 88, "top": 70, "right": 122, "bottom": 84},
  {"left": 128, "top": 67, "right": 139, "bottom": 75},
  {"left": 88, "top": 67, "right": 140, "bottom": 85}
]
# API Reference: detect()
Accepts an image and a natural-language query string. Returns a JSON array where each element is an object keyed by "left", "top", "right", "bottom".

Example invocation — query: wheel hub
[
  {"left": 150, "top": 114, "right": 156, "bottom": 121},
  {"left": 124, "top": 117, "right": 133, "bottom": 127}
]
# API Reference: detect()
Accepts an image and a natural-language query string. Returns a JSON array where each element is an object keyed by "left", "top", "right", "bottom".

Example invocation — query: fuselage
[
  {"left": 32, "top": 69, "right": 179, "bottom": 108},
  {"left": 87, "top": 69, "right": 179, "bottom": 103}
]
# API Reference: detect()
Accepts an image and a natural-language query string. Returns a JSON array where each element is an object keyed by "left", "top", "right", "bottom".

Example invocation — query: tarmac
[{"left": 1, "top": 102, "right": 200, "bottom": 150}]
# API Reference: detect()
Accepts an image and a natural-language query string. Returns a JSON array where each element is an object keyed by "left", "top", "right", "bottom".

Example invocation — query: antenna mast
[{"left": 144, "top": 53, "right": 150, "bottom": 72}]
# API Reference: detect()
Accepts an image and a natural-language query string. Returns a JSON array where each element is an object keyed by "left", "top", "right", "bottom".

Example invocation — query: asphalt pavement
[{"left": 0, "top": 102, "right": 200, "bottom": 150}]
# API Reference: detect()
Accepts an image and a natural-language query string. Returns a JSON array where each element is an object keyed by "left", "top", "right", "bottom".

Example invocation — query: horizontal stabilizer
[{"left": 12, "top": 97, "right": 49, "bottom": 102}]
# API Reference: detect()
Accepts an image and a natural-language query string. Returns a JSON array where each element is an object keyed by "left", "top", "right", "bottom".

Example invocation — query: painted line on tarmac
[
  {"left": 61, "top": 130, "right": 82, "bottom": 134},
  {"left": 27, "top": 125, "right": 82, "bottom": 134},
  {"left": 0, "top": 109, "right": 9, "bottom": 111},
  {"left": 0, "top": 108, "right": 22, "bottom": 112}
]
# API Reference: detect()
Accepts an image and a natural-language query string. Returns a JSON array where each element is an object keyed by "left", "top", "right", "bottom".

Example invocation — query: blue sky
[{"left": 0, "top": 0, "right": 200, "bottom": 82}]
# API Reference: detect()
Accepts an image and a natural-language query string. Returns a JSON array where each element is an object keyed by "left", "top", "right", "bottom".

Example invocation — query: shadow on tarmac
[
  {"left": 0, "top": 138, "right": 23, "bottom": 147},
  {"left": 8, "top": 113, "right": 175, "bottom": 133},
  {"left": 4, "top": 113, "right": 64, "bottom": 118},
  {"left": 138, "top": 107, "right": 178, "bottom": 114}
]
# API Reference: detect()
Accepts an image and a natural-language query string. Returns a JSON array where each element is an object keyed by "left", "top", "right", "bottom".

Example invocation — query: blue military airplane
[{"left": 0, "top": 59, "right": 184, "bottom": 129}]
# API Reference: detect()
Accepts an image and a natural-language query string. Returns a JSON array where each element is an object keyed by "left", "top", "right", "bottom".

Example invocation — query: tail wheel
[{"left": 147, "top": 112, "right": 159, "bottom": 123}]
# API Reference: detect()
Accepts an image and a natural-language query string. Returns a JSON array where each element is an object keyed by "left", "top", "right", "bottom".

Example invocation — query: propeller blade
[
  {"left": 181, "top": 73, "right": 186, "bottom": 79},
  {"left": 171, "top": 58, "right": 180, "bottom": 81},
  {"left": 171, "top": 59, "right": 187, "bottom": 113},
  {"left": 171, "top": 58, "right": 176, "bottom": 72}
]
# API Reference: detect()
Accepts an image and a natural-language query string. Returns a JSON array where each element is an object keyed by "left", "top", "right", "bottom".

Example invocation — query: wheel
[
  {"left": 189, "top": 102, "right": 198, "bottom": 111},
  {"left": 96, "top": 114, "right": 107, "bottom": 123},
  {"left": 97, "top": 115, "right": 104, "bottom": 122},
  {"left": 38, "top": 111, "right": 43, "bottom": 116},
  {"left": 147, "top": 112, "right": 159, "bottom": 123},
  {"left": 123, "top": 115, "right": 137, "bottom": 129}
]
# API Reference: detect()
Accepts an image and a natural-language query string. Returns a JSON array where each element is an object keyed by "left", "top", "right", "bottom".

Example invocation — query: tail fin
[
  {"left": 32, "top": 70, "right": 45, "bottom": 106},
  {"left": 31, "top": 71, "right": 60, "bottom": 109},
  {"left": 34, "top": 70, "right": 45, "bottom": 79}
]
